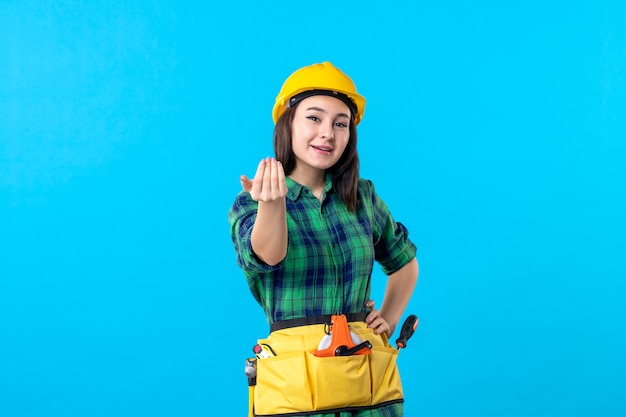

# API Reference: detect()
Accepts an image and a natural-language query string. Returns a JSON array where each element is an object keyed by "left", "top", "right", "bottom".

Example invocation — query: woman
[{"left": 229, "top": 62, "right": 419, "bottom": 417}]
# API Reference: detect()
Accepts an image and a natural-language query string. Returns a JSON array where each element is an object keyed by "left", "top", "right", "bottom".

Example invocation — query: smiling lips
[{"left": 311, "top": 145, "right": 333, "bottom": 154}]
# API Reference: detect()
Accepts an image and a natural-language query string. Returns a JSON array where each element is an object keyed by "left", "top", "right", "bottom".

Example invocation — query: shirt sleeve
[
  {"left": 362, "top": 180, "right": 417, "bottom": 275},
  {"left": 228, "top": 191, "right": 283, "bottom": 273}
]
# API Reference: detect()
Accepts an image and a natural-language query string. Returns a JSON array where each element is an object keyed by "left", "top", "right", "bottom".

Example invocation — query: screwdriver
[{"left": 395, "top": 314, "right": 419, "bottom": 350}]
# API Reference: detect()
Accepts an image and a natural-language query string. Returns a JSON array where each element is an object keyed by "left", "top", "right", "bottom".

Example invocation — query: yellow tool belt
[{"left": 252, "top": 316, "right": 403, "bottom": 416}]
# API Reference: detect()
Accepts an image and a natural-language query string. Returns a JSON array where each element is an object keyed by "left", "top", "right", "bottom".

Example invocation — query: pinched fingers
[
  {"left": 264, "top": 158, "right": 287, "bottom": 200},
  {"left": 247, "top": 157, "right": 287, "bottom": 202},
  {"left": 252, "top": 158, "right": 267, "bottom": 196},
  {"left": 275, "top": 159, "right": 287, "bottom": 196}
]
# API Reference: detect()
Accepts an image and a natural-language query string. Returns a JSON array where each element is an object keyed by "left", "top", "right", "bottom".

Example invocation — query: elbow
[
  {"left": 263, "top": 256, "right": 284, "bottom": 267},
  {"left": 414, "top": 258, "right": 419, "bottom": 281},
  {"left": 256, "top": 249, "right": 287, "bottom": 267},
  {"left": 412, "top": 258, "right": 419, "bottom": 286},
  {"left": 402, "top": 257, "right": 419, "bottom": 284}
]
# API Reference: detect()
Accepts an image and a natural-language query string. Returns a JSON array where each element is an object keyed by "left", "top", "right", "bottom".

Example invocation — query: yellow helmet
[{"left": 272, "top": 61, "right": 366, "bottom": 125}]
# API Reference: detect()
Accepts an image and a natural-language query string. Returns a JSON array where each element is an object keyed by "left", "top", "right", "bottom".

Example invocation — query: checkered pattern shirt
[{"left": 228, "top": 175, "right": 417, "bottom": 325}]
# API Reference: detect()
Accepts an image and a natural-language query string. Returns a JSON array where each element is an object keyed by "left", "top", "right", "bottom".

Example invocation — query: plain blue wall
[{"left": 2, "top": 1, "right": 625, "bottom": 416}]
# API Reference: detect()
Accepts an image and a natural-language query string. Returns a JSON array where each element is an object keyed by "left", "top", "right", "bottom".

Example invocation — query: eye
[
  {"left": 306, "top": 116, "right": 320, "bottom": 122},
  {"left": 335, "top": 121, "right": 348, "bottom": 128}
]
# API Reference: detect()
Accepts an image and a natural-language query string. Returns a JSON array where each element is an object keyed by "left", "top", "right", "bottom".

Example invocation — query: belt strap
[{"left": 270, "top": 312, "right": 369, "bottom": 333}]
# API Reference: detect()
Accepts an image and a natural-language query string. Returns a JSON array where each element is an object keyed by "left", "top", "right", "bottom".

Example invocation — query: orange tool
[
  {"left": 395, "top": 315, "right": 419, "bottom": 350},
  {"left": 313, "top": 314, "right": 372, "bottom": 357}
]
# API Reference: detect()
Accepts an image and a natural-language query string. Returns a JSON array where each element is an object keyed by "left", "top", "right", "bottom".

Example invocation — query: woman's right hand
[{"left": 240, "top": 157, "right": 287, "bottom": 202}]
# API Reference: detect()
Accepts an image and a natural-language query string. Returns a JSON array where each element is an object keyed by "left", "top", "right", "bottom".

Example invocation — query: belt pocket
[
  {"left": 255, "top": 351, "right": 313, "bottom": 415},
  {"left": 369, "top": 345, "right": 403, "bottom": 404},
  {"left": 305, "top": 351, "right": 371, "bottom": 410}
]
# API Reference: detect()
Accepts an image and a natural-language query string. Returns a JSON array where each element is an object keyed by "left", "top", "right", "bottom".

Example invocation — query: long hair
[{"left": 274, "top": 104, "right": 360, "bottom": 212}]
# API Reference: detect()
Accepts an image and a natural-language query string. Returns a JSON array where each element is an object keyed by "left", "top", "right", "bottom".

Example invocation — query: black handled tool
[
  {"left": 335, "top": 340, "right": 373, "bottom": 356},
  {"left": 395, "top": 315, "right": 419, "bottom": 350}
]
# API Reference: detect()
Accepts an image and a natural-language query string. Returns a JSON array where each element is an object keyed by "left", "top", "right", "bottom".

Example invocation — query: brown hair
[{"left": 274, "top": 104, "right": 360, "bottom": 212}]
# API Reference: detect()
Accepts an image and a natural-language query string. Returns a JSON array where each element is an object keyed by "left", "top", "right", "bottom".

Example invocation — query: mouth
[{"left": 311, "top": 145, "right": 333, "bottom": 154}]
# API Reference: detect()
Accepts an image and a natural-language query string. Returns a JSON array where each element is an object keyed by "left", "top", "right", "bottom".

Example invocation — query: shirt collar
[{"left": 286, "top": 173, "right": 334, "bottom": 201}]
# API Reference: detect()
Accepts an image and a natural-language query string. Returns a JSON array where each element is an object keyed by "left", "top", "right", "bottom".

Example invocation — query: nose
[{"left": 320, "top": 122, "right": 334, "bottom": 140}]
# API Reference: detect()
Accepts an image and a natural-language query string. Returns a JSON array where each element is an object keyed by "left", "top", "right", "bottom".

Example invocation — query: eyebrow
[{"left": 305, "top": 106, "right": 351, "bottom": 119}]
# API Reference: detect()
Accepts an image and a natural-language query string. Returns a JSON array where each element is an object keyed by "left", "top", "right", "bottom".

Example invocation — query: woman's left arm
[{"left": 367, "top": 257, "right": 419, "bottom": 337}]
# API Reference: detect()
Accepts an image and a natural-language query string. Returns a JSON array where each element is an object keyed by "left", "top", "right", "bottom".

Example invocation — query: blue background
[{"left": 2, "top": 1, "right": 625, "bottom": 416}]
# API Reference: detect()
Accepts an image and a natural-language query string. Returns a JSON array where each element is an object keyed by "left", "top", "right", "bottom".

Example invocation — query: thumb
[{"left": 240, "top": 175, "right": 253, "bottom": 192}]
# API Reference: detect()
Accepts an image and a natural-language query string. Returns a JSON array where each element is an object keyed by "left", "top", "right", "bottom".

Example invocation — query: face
[{"left": 290, "top": 95, "right": 351, "bottom": 177}]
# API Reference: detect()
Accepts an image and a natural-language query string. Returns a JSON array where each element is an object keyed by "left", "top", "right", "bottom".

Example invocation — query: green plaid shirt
[{"left": 228, "top": 175, "right": 417, "bottom": 325}]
